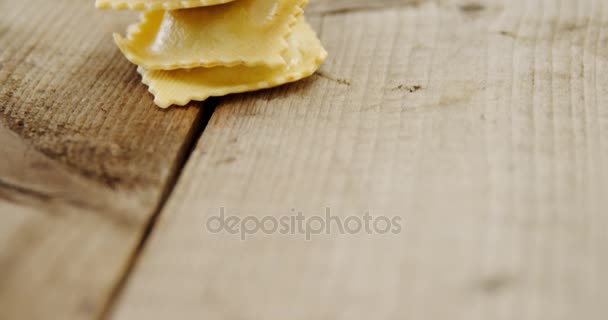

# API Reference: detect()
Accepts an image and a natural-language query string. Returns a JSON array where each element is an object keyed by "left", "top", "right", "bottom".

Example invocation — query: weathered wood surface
[
  {"left": 110, "top": 0, "right": 608, "bottom": 319},
  {"left": 2, "top": 0, "right": 608, "bottom": 319},
  {"left": 0, "top": 0, "right": 206, "bottom": 319}
]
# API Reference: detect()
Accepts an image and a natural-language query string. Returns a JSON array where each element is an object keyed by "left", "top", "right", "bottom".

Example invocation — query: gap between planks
[{"left": 97, "top": 99, "right": 219, "bottom": 320}]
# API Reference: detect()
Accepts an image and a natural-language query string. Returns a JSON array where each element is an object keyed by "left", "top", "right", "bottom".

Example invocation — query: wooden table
[{"left": 1, "top": 0, "right": 607, "bottom": 319}]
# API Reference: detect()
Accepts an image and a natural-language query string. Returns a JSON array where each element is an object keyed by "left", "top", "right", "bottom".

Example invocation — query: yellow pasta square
[
  {"left": 138, "top": 18, "right": 326, "bottom": 108},
  {"left": 95, "top": 0, "right": 237, "bottom": 10},
  {"left": 114, "top": 0, "right": 307, "bottom": 70}
]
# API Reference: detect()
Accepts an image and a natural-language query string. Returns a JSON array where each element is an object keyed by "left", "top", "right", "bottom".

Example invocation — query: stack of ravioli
[{"left": 96, "top": 0, "right": 327, "bottom": 108}]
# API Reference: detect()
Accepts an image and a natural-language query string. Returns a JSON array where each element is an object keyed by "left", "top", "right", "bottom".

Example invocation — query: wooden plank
[
  {"left": 110, "top": 0, "right": 608, "bottom": 319},
  {"left": 0, "top": 0, "right": 207, "bottom": 319}
]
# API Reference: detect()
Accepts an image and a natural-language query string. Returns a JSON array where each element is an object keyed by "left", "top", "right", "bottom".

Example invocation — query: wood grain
[
  {"left": 308, "top": 0, "right": 424, "bottom": 15},
  {"left": 110, "top": 0, "right": 608, "bottom": 319},
  {"left": 0, "top": 0, "right": 206, "bottom": 319}
]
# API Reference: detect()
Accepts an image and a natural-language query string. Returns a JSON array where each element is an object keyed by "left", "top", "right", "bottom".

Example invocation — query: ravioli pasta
[
  {"left": 96, "top": 0, "right": 237, "bottom": 10},
  {"left": 96, "top": 0, "right": 326, "bottom": 108},
  {"left": 114, "top": 0, "right": 306, "bottom": 70},
  {"left": 139, "top": 19, "right": 326, "bottom": 108}
]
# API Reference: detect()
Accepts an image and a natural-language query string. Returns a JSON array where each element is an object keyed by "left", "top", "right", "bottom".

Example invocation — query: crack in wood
[
  {"left": 0, "top": 177, "right": 141, "bottom": 231},
  {"left": 97, "top": 99, "right": 220, "bottom": 320},
  {"left": 309, "top": 0, "right": 427, "bottom": 16},
  {"left": 315, "top": 71, "right": 352, "bottom": 86},
  {"left": 0, "top": 178, "right": 54, "bottom": 203}
]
